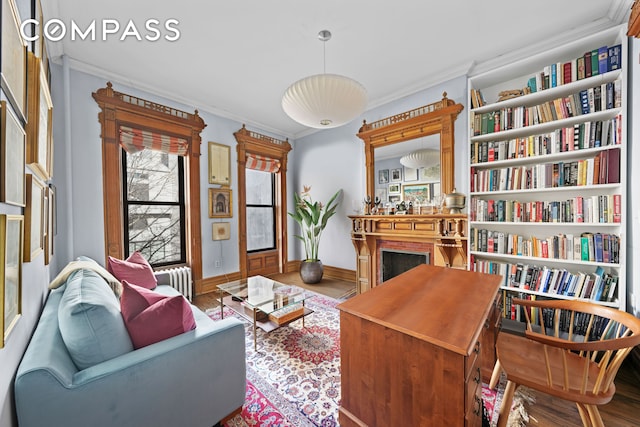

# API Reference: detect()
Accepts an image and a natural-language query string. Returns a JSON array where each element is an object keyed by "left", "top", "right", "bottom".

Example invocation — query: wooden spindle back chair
[{"left": 492, "top": 298, "right": 640, "bottom": 427}]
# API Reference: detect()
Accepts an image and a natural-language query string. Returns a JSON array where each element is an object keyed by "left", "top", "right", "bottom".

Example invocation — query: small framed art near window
[
  {"left": 208, "top": 142, "right": 231, "bottom": 186},
  {"left": 209, "top": 188, "right": 232, "bottom": 218}
]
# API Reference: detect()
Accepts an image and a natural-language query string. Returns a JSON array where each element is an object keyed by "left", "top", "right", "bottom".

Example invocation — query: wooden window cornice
[{"left": 92, "top": 82, "right": 207, "bottom": 288}]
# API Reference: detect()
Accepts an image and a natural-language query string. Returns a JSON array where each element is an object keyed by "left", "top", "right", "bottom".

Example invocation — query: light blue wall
[
  {"left": 49, "top": 64, "right": 292, "bottom": 280},
  {"left": 292, "top": 75, "right": 468, "bottom": 270}
]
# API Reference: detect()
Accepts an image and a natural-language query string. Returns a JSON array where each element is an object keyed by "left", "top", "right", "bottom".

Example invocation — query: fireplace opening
[{"left": 381, "top": 249, "right": 430, "bottom": 282}]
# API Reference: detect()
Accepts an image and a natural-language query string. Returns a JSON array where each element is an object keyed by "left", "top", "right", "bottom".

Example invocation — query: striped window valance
[
  {"left": 119, "top": 126, "right": 189, "bottom": 156},
  {"left": 246, "top": 154, "right": 280, "bottom": 173}
]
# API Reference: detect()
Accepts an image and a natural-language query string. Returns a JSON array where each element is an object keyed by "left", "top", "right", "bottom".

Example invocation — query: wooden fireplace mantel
[{"left": 349, "top": 213, "right": 468, "bottom": 293}]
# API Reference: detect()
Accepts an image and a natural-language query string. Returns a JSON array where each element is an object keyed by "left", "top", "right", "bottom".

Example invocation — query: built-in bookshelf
[{"left": 467, "top": 25, "right": 627, "bottom": 324}]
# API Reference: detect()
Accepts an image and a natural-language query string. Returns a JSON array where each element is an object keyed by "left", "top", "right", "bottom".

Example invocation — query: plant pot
[{"left": 300, "top": 260, "right": 323, "bottom": 284}]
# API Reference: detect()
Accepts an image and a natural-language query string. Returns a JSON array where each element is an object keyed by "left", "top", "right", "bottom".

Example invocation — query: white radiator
[{"left": 165, "top": 266, "right": 193, "bottom": 302}]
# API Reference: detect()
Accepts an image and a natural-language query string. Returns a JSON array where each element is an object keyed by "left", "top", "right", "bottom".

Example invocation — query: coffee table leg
[
  {"left": 219, "top": 291, "right": 224, "bottom": 319},
  {"left": 302, "top": 300, "right": 305, "bottom": 328},
  {"left": 252, "top": 308, "right": 258, "bottom": 351}
]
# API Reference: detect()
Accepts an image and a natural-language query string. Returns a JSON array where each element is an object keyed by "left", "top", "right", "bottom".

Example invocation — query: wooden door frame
[{"left": 233, "top": 125, "right": 292, "bottom": 278}]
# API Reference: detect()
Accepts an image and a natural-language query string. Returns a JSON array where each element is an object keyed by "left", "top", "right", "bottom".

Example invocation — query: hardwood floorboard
[{"left": 193, "top": 274, "right": 640, "bottom": 426}]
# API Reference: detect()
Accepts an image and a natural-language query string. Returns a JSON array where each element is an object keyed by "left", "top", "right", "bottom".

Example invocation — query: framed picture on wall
[
  {"left": 403, "top": 166, "right": 418, "bottom": 182},
  {"left": 389, "top": 195, "right": 401, "bottom": 204},
  {"left": 402, "top": 183, "right": 431, "bottom": 204},
  {"left": 378, "top": 169, "right": 389, "bottom": 184},
  {"left": 0, "top": 0, "right": 28, "bottom": 122},
  {"left": 209, "top": 188, "right": 232, "bottom": 218},
  {"left": 208, "top": 142, "right": 231, "bottom": 186},
  {"left": 26, "top": 53, "right": 53, "bottom": 181},
  {"left": 1, "top": 214, "right": 23, "bottom": 348},
  {"left": 388, "top": 183, "right": 401, "bottom": 194},
  {"left": 24, "top": 173, "right": 45, "bottom": 262},
  {"left": 0, "top": 101, "right": 26, "bottom": 206},
  {"left": 212, "top": 222, "right": 231, "bottom": 240},
  {"left": 390, "top": 168, "right": 402, "bottom": 182}
]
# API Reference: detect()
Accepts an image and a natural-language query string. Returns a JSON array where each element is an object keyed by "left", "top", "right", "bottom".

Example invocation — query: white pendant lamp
[
  {"left": 400, "top": 149, "right": 440, "bottom": 169},
  {"left": 282, "top": 30, "right": 367, "bottom": 129}
]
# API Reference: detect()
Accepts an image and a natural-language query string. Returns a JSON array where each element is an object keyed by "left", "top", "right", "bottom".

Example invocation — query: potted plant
[{"left": 288, "top": 185, "right": 342, "bottom": 284}]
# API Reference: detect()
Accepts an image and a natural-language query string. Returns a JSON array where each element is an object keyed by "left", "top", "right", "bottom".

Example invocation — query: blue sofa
[{"left": 14, "top": 265, "right": 246, "bottom": 427}]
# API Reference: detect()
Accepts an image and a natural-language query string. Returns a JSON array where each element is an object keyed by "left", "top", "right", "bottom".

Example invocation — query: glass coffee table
[{"left": 218, "top": 275, "right": 314, "bottom": 350}]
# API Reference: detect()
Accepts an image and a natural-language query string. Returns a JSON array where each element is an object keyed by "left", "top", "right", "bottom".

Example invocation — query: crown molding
[{"left": 55, "top": 55, "right": 291, "bottom": 140}]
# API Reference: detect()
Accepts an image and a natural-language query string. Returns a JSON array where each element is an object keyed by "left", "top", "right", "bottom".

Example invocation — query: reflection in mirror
[
  {"left": 374, "top": 135, "right": 441, "bottom": 210},
  {"left": 357, "top": 93, "right": 464, "bottom": 211}
]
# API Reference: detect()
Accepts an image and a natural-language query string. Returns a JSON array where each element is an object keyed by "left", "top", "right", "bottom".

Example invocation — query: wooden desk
[{"left": 337, "top": 264, "right": 501, "bottom": 427}]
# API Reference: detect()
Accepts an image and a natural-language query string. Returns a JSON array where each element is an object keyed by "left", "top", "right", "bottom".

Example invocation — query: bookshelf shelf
[
  {"left": 467, "top": 25, "right": 627, "bottom": 324},
  {"left": 469, "top": 251, "right": 621, "bottom": 268},
  {"left": 470, "top": 144, "right": 620, "bottom": 169},
  {"left": 470, "top": 109, "right": 621, "bottom": 143},
  {"left": 470, "top": 183, "right": 619, "bottom": 196},
  {"left": 498, "top": 285, "right": 620, "bottom": 309},
  {"left": 470, "top": 69, "right": 622, "bottom": 114},
  {"left": 470, "top": 221, "right": 620, "bottom": 228}
]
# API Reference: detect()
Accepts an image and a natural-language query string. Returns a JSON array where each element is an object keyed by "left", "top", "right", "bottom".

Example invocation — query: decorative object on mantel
[
  {"left": 444, "top": 188, "right": 466, "bottom": 214},
  {"left": 399, "top": 148, "right": 439, "bottom": 169},
  {"left": 282, "top": 30, "right": 367, "bottom": 129},
  {"left": 288, "top": 186, "right": 342, "bottom": 284},
  {"left": 629, "top": 0, "right": 640, "bottom": 37}
]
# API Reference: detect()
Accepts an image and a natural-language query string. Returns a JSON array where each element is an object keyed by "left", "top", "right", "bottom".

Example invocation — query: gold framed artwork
[
  {"left": 0, "top": 101, "right": 26, "bottom": 206},
  {"left": 0, "top": 0, "right": 27, "bottom": 122},
  {"left": 402, "top": 183, "right": 431, "bottom": 204},
  {"left": 44, "top": 185, "right": 55, "bottom": 265},
  {"left": 208, "top": 188, "right": 232, "bottom": 218},
  {"left": 24, "top": 173, "right": 45, "bottom": 262},
  {"left": 26, "top": 52, "right": 53, "bottom": 182},
  {"left": 1, "top": 214, "right": 23, "bottom": 348},
  {"left": 212, "top": 222, "right": 231, "bottom": 241},
  {"left": 208, "top": 142, "right": 231, "bottom": 186},
  {"left": 31, "top": 0, "right": 45, "bottom": 59}
]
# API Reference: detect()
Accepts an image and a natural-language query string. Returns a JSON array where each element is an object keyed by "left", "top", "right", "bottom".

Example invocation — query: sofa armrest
[{"left": 16, "top": 316, "right": 246, "bottom": 427}]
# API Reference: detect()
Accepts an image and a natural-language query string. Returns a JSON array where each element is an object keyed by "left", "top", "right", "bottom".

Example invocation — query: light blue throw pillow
[{"left": 58, "top": 269, "right": 133, "bottom": 370}]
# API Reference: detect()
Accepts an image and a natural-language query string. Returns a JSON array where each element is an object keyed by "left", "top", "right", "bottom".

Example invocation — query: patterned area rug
[
  {"left": 208, "top": 292, "right": 532, "bottom": 426},
  {"left": 483, "top": 375, "right": 536, "bottom": 427}
]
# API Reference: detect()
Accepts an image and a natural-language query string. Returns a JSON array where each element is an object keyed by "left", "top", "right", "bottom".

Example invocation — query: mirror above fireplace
[{"left": 356, "top": 92, "right": 464, "bottom": 200}]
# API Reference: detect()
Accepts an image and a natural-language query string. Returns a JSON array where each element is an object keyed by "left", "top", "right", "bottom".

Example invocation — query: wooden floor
[{"left": 193, "top": 273, "right": 640, "bottom": 426}]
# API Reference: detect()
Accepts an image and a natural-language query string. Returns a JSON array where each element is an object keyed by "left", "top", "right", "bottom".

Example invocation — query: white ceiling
[{"left": 43, "top": 0, "right": 632, "bottom": 139}]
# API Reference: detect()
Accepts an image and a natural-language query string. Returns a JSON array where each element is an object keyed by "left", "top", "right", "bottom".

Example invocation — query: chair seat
[{"left": 496, "top": 333, "right": 616, "bottom": 406}]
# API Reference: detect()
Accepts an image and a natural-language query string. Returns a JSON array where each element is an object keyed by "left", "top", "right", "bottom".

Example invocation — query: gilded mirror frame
[{"left": 356, "top": 92, "right": 463, "bottom": 200}]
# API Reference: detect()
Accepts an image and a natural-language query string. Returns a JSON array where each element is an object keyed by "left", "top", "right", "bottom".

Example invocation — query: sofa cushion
[
  {"left": 58, "top": 269, "right": 134, "bottom": 370},
  {"left": 120, "top": 281, "right": 196, "bottom": 349},
  {"left": 107, "top": 251, "right": 157, "bottom": 289}
]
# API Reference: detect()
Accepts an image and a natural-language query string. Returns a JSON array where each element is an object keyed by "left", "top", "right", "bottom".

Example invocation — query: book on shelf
[
  {"left": 608, "top": 44, "right": 622, "bottom": 71},
  {"left": 598, "top": 46, "right": 609, "bottom": 75},
  {"left": 470, "top": 227, "right": 621, "bottom": 264},
  {"left": 473, "top": 258, "right": 619, "bottom": 303}
]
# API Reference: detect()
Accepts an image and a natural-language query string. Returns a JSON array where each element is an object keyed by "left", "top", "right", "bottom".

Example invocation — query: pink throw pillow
[
  {"left": 120, "top": 281, "right": 167, "bottom": 322},
  {"left": 108, "top": 251, "right": 157, "bottom": 289},
  {"left": 120, "top": 281, "right": 196, "bottom": 349}
]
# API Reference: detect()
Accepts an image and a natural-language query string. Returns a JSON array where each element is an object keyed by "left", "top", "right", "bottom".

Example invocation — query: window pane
[
  {"left": 126, "top": 150, "right": 179, "bottom": 202},
  {"left": 128, "top": 204, "right": 182, "bottom": 264},
  {"left": 246, "top": 169, "right": 273, "bottom": 205},
  {"left": 247, "top": 207, "right": 274, "bottom": 251}
]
